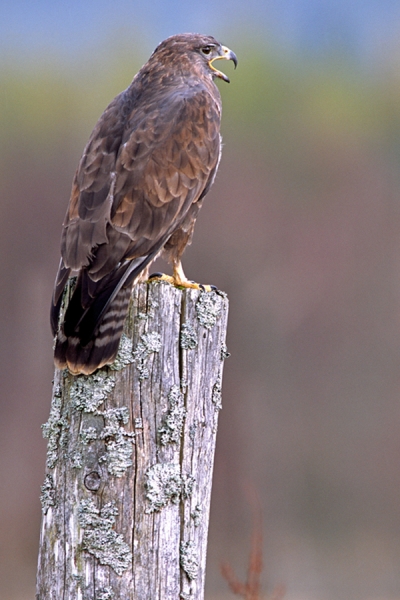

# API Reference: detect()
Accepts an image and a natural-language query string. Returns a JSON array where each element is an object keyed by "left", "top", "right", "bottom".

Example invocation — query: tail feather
[
  {"left": 54, "top": 285, "right": 132, "bottom": 375},
  {"left": 52, "top": 241, "right": 168, "bottom": 375}
]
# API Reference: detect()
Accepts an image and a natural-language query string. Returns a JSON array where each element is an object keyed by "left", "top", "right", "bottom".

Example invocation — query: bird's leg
[
  {"left": 148, "top": 260, "right": 215, "bottom": 291},
  {"left": 172, "top": 260, "right": 196, "bottom": 287}
]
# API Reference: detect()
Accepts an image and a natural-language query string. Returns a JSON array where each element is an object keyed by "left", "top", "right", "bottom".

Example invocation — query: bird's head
[
  {"left": 150, "top": 33, "right": 238, "bottom": 84},
  {"left": 196, "top": 37, "right": 238, "bottom": 83}
]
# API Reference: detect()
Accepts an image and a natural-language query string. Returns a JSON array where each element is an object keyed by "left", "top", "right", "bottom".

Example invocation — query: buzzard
[{"left": 51, "top": 33, "right": 237, "bottom": 375}]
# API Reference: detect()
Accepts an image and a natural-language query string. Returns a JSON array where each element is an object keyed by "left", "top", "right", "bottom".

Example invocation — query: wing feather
[{"left": 61, "top": 87, "right": 221, "bottom": 275}]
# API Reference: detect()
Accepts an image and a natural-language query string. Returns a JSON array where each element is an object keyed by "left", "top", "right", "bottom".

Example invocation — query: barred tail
[
  {"left": 51, "top": 247, "right": 165, "bottom": 375},
  {"left": 54, "top": 285, "right": 132, "bottom": 375}
]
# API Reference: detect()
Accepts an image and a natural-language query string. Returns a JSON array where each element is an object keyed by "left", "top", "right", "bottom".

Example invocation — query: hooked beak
[{"left": 209, "top": 45, "right": 238, "bottom": 83}]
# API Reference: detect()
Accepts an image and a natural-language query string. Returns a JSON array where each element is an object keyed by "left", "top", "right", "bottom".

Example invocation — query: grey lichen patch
[
  {"left": 195, "top": 291, "right": 222, "bottom": 329},
  {"left": 53, "top": 383, "right": 62, "bottom": 397},
  {"left": 180, "top": 324, "right": 198, "bottom": 350},
  {"left": 70, "top": 371, "right": 115, "bottom": 413},
  {"left": 145, "top": 463, "right": 182, "bottom": 513},
  {"left": 42, "top": 393, "right": 68, "bottom": 469},
  {"left": 180, "top": 541, "right": 199, "bottom": 581},
  {"left": 181, "top": 473, "right": 195, "bottom": 499},
  {"left": 40, "top": 474, "right": 56, "bottom": 514},
  {"left": 220, "top": 343, "right": 231, "bottom": 360},
  {"left": 109, "top": 334, "right": 134, "bottom": 371},
  {"left": 78, "top": 499, "right": 132, "bottom": 575},
  {"left": 80, "top": 426, "right": 98, "bottom": 445},
  {"left": 212, "top": 377, "right": 222, "bottom": 411},
  {"left": 158, "top": 385, "right": 186, "bottom": 445},
  {"left": 144, "top": 464, "right": 195, "bottom": 512},
  {"left": 191, "top": 504, "right": 202, "bottom": 527},
  {"left": 96, "top": 587, "right": 114, "bottom": 600},
  {"left": 105, "top": 406, "right": 129, "bottom": 425},
  {"left": 70, "top": 450, "right": 83, "bottom": 469},
  {"left": 133, "top": 331, "right": 162, "bottom": 380},
  {"left": 100, "top": 407, "right": 134, "bottom": 477}
]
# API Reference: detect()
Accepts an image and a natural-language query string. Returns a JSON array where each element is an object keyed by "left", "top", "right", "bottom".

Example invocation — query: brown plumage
[{"left": 51, "top": 33, "right": 237, "bottom": 375}]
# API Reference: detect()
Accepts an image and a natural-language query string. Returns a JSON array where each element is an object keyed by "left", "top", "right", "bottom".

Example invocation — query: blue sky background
[{"left": 2, "top": 0, "right": 400, "bottom": 67}]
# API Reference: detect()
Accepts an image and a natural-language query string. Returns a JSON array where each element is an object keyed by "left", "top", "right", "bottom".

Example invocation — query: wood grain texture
[{"left": 37, "top": 282, "right": 229, "bottom": 600}]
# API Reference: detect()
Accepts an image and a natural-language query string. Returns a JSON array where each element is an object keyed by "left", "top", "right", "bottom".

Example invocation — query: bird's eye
[{"left": 201, "top": 45, "right": 214, "bottom": 56}]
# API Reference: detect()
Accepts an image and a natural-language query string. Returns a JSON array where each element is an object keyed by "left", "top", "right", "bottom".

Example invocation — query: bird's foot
[{"left": 148, "top": 272, "right": 217, "bottom": 292}]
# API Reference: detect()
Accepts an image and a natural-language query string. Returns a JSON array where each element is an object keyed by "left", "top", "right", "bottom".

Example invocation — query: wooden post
[{"left": 36, "top": 281, "right": 229, "bottom": 600}]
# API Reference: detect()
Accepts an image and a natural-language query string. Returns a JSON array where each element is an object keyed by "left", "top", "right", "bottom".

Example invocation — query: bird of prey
[{"left": 51, "top": 33, "right": 237, "bottom": 375}]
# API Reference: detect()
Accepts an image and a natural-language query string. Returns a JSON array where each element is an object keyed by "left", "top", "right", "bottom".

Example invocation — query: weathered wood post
[{"left": 36, "top": 281, "right": 229, "bottom": 600}]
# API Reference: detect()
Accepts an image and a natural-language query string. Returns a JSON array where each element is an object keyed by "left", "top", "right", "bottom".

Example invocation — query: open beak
[{"left": 209, "top": 45, "right": 238, "bottom": 83}]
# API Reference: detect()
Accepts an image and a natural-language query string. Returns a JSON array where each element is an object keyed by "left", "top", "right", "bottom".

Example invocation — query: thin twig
[{"left": 220, "top": 488, "right": 286, "bottom": 600}]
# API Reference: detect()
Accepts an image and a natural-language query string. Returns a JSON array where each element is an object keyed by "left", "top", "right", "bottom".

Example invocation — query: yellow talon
[{"left": 148, "top": 262, "right": 216, "bottom": 292}]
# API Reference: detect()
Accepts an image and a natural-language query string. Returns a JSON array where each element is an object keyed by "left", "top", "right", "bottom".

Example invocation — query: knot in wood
[{"left": 84, "top": 471, "right": 101, "bottom": 492}]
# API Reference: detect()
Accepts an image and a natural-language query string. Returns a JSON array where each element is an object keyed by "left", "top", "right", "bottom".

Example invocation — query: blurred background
[{"left": 3, "top": 1, "right": 400, "bottom": 599}]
